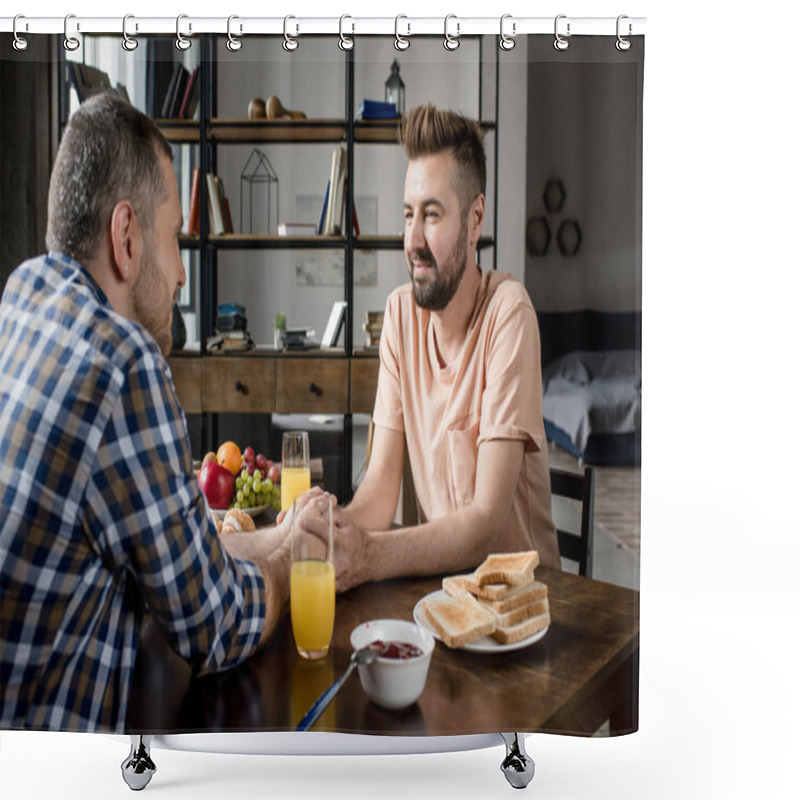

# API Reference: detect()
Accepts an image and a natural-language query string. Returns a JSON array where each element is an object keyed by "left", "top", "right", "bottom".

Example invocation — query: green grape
[
  {"left": 243, "top": 483, "right": 251, "bottom": 497},
  {"left": 234, "top": 502, "right": 241, "bottom": 510},
  {"left": 236, "top": 490, "right": 244, "bottom": 503},
  {"left": 235, "top": 476, "right": 244, "bottom": 490},
  {"left": 240, "top": 469, "right": 248, "bottom": 481},
  {"left": 253, "top": 480, "right": 262, "bottom": 493},
  {"left": 264, "top": 478, "right": 273, "bottom": 491},
  {"left": 253, "top": 469, "right": 262, "bottom": 482}
]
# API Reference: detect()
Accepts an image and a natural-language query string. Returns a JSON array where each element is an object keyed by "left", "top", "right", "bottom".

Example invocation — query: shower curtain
[{"left": 0, "top": 14, "right": 642, "bottom": 746}]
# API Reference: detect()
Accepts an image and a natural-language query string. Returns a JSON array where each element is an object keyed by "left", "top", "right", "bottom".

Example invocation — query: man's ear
[
  {"left": 110, "top": 200, "right": 138, "bottom": 282},
  {"left": 469, "top": 193, "right": 485, "bottom": 245}
]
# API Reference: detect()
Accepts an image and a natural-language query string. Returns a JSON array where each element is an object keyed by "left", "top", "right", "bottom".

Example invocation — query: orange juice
[
  {"left": 290, "top": 559, "right": 335, "bottom": 659},
  {"left": 281, "top": 466, "right": 311, "bottom": 511}
]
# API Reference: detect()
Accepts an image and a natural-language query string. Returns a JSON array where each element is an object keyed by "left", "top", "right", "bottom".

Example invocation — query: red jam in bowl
[{"left": 371, "top": 639, "right": 424, "bottom": 660}]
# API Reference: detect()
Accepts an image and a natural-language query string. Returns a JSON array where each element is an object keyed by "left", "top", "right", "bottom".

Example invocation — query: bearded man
[
  {"left": 332, "top": 105, "right": 560, "bottom": 592},
  {"left": 0, "top": 93, "right": 324, "bottom": 731}
]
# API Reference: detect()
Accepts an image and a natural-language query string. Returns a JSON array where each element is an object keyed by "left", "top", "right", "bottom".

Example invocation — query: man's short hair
[
  {"left": 46, "top": 93, "right": 173, "bottom": 265},
  {"left": 399, "top": 104, "right": 486, "bottom": 217}
]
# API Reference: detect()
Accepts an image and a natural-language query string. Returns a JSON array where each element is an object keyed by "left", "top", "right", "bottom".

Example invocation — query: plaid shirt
[{"left": 0, "top": 252, "right": 266, "bottom": 732}]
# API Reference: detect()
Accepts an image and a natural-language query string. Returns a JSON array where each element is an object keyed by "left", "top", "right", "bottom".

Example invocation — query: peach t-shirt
[{"left": 372, "top": 269, "right": 560, "bottom": 568}]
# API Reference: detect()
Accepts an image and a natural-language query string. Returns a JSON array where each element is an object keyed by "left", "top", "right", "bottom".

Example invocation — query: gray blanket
[{"left": 542, "top": 350, "right": 641, "bottom": 453}]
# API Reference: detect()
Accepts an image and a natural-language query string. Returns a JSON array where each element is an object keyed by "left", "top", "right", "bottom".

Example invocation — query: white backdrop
[{"left": 2, "top": 1, "right": 799, "bottom": 799}]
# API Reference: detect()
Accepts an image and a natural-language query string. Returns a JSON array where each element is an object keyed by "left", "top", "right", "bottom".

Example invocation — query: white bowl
[{"left": 350, "top": 619, "right": 435, "bottom": 710}]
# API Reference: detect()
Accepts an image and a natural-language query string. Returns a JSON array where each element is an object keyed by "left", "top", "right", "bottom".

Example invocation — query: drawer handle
[
  {"left": 235, "top": 380, "right": 249, "bottom": 396},
  {"left": 309, "top": 382, "right": 323, "bottom": 397}
]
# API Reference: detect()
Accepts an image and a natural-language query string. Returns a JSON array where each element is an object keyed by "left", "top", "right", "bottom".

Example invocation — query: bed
[{"left": 537, "top": 311, "right": 641, "bottom": 466}]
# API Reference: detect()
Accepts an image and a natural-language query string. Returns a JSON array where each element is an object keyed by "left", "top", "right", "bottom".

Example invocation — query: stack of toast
[{"left": 420, "top": 551, "right": 550, "bottom": 648}]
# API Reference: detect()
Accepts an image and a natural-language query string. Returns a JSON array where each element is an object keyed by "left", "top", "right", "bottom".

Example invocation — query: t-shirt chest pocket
[{"left": 447, "top": 412, "right": 480, "bottom": 508}]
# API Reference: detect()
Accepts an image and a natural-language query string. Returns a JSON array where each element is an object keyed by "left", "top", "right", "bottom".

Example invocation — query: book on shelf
[
  {"left": 187, "top": 166, "right": 200, "bottom": 236},
  {"left": 278, "top": 222, "right": 319, "bottom": 236},
  {"left": 321, "top": 301, "right": 347, "bottom": 348},
  {"left": 205, "top": 173, "right": 225, "bottom": 235},
  {"left": 178, "top": 68, "right": 200, "bottom": 120},
  {"left": 204, "top": 174, "right": 235, "bottom": 236},
  {"left": 170, "top": 66, "right": 190, "bottom": 118},
  {"left": 352, "top": 193, "right": 361, "bottom": 236},
  {"left": 317, "top": 180, "right": 330, "bottom": 235},
  {"left": 161, "top": 63, "right": 182, "bottom": 118},
  {"left": 67, "top": 63, "right": 113, "bottom": 104},
  {"left": 323, "top": 146, "right": 347, "bottom": 236}
]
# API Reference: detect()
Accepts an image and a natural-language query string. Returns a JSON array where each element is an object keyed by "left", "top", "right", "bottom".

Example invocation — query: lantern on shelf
[{"left": 385, "top": 59, "right": 405, "bottom": 116}]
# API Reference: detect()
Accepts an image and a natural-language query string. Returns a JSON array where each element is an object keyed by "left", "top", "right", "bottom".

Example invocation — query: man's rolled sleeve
[
  {"left": 84, "top": 349, "right": 266, "bottom": 674},
  {"left": 478, "top": 300, "right": 546, "bottom": 453}
]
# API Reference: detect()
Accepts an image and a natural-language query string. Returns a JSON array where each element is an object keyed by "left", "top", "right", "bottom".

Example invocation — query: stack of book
[
  {"left": 160, "top": 64, "right": 200, "bottom": 120},
  {"left": 207, "top": 303, "right": 254, "bottom": 352},
  {"left": 363, "top": 311, "right": 384, "bottom": 348}
]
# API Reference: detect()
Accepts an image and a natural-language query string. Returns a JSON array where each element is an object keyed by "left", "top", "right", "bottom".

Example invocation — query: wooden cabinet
[
  {"left": 275, "top": 358, "right": 349, "bottom": 414},
  {"left": 202, "top": 357, "right": 275, "bottom": 414},
  {"left": 168, "top": 356, "right": 203, "bottom": 414}
]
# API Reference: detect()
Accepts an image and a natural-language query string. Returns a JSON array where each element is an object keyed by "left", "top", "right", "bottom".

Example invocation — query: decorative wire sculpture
[{"left": 240, "top": 148, "right": 280, "bottom": 234}]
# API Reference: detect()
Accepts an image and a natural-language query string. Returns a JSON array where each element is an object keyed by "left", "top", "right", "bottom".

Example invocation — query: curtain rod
[{"left": 1, "top": 15, "right": 646, "bottom": 39}]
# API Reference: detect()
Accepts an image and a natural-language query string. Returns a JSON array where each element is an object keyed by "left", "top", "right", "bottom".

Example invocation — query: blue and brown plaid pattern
[{"left": 0, "top": 252, "right": 266, "bottom": 732}]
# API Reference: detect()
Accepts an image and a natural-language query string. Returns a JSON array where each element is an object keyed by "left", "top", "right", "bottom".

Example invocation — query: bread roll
[{"left": 221, "top": 508, "right": 256, "bottom": 534}]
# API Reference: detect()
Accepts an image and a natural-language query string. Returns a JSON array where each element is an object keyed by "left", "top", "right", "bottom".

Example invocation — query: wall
[
  {"left": 524, "top": 37, "right": 643, "bottom": 312},
  {"left": 214, "top": 36, "right": 527, "bottom": 345}
]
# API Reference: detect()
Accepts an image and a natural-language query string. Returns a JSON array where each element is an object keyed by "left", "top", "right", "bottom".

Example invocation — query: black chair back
[{"left": 551, "top": 466, "right": 595, "bottom": 578}]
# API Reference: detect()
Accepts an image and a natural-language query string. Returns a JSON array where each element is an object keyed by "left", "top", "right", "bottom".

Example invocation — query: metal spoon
[{"left": 295, "top": 645, "right": 379, "bottom": 732}]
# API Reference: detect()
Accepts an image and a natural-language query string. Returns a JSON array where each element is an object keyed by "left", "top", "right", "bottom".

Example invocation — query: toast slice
[
  {"left": 483, "top": 580, "right": 548, "bottom": 615},
  {"left": 421, "top": 592, "right": 496, "bottom": 648},
  {"left": 492, "top": 610, "right": 551, "bottom": 645},
  {"left": 474, "top": 551, "right": 539, "bottom": 587},
  {"left": 442, "top": 573, "right": 480, "bottom": 597},
  {"left": 485, "top": 596, "right": 550, "bottom": 628}
]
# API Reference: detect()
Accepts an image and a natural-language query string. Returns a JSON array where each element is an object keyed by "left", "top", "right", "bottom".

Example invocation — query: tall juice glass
[
  {"left": 281, "top": 430, "right": 311, "bottom": 511},
  {"left": 290, "top": 495, "right": 335, "bottom": 660}
]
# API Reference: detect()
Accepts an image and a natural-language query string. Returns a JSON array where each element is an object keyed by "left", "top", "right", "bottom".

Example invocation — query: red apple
[{"left": 198, "top": 461, "right": 235, "bottom": 510}]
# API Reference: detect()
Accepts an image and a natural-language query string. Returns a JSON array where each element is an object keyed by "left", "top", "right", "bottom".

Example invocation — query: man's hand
[{"left": 331, "top": 507, "right": 369, "bottom": 593}]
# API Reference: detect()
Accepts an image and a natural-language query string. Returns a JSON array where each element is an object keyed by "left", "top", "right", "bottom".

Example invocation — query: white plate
[
  {"left": 412, "top": 590, "right": 549, "bottom": 654},
  {"left": 211, "top": 505, "right": 270, "bottom": 519}
]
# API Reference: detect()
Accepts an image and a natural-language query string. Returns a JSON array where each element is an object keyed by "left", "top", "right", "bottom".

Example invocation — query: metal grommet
[
  {"left": 554, "top": 14, "right": 570, "bottom": 51},
  {"left": 64, "top": 14, "right": 80, "bottom": 52},
  {"left": 12, "top": 15, "right": 29, "bottom": 51},
  {"left": 616, "top": 15, "right": 632, "bottom": 51},
  {"left": 227, "top": 15, "right": 242, "bottom": 52},
  {"left": 283, "top": 15, "right": 299, "bottom": 52},
  {"left": 121, "top": 15, "right": 138, "bottom": 51},
  {"left": 176, "top": 14, "right": 192, "bottom": 51},
  {"left": 443, "top": 14, "right": 460, "bottom": 51},
  {"left": 394, "top": 15, "right": 410, "bottom": 51},
  {"left": 499, "top": 14, "right": 515, "bottom": 51},
  {"left": 339, "top": 15, "right": 354, "bottom": 51}
]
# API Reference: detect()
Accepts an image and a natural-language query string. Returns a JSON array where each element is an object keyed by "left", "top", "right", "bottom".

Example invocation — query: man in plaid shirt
[{"left": 0, "top": 94, "right": 311, "bottom": 731}]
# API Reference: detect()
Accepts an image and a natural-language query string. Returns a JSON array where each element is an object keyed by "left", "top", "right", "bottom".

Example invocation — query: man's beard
[
  {"left": 408, "top": 222, "right": 469, "bottom": 312},
  {"left": 132, "top": 236, "right": 174, "bottom": 357}
]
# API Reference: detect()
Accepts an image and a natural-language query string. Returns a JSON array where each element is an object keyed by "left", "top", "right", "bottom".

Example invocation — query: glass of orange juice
[
  {"left": 290, "top": 494, "right": 335, "bottom": 660},
  {"left": 281, "top": 430, "right": 311, "bottom": 511}
]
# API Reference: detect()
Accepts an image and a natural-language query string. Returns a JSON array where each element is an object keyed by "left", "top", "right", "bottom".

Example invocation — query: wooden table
[{"left": 127, "top": 567, "right": 639, "bottom": 737}]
